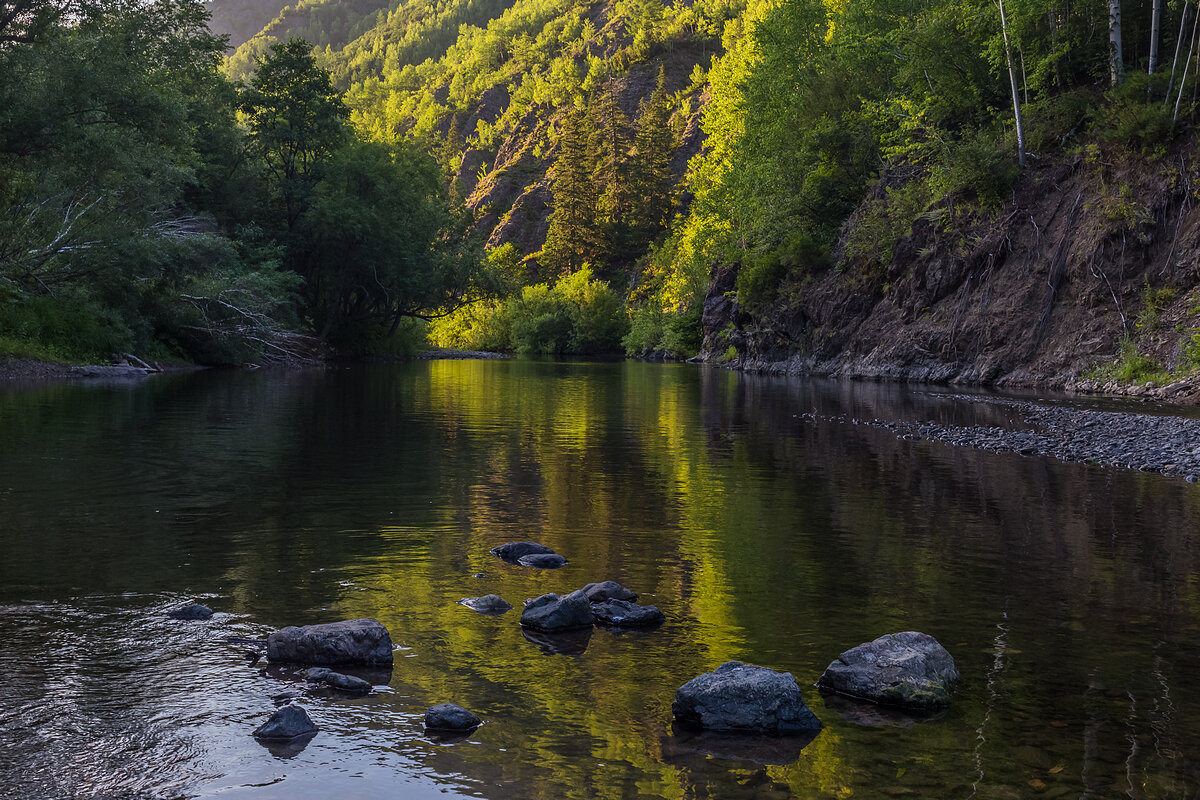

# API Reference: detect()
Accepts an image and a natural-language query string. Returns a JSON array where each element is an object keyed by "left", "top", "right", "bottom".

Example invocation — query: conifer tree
[
  {"left": 631, "top": 67, "right": 676, "bottom": 247},
  {"left": 542, "top": 107, "right": 598, "bottom": 275},
  {"left": 589, "top": 81, "right": 637, "bottom": 269}
]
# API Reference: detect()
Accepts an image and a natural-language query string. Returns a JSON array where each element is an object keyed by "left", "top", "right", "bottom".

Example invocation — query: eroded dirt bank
[{"left": 701, "top": 147, "right": 1200, "bottom": 405}]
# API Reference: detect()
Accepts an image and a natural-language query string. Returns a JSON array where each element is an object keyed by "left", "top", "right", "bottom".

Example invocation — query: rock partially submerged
[
  {"left": 489, "top": 541, "right": 554, "bottom": 561},
  {"left": 591, "top": 599, "right": 664, "bottom": 628},
  {"left": 520, "top": 591, "right": 593, "bottom": 632},
  {"left": 581, "top": 581, "right": 638, "bottom": 603},
  {"left": 457, "top": 594, "right": 514, "bottom": 614},
  {"left": 673, "top": 662, "right": 822, "bottom": 734},
  {"left": 167, "top": 603, "right": 213, "bottom": 620},
  {"left": 517, "top": 552, "right": 568, "bottom": 569},
  {"left": 267, "top": 618, "right": 393, "bottom": 666},
  {"left": 305, "top": 667, "right": 373, "bottom": 695},
  {"left": 253, "top": 705, "right": 318, "bottom": 740},
  {"left": 425, "top": 703, "right": 481, "bottom": 731},
  {"left": 817, "top": 631, "right": 958, "bottom": 711}
]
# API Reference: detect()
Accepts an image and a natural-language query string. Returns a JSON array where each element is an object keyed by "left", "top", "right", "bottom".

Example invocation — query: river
[{"left": 0, "top": 359, "right": 1197, "bottom": 799}]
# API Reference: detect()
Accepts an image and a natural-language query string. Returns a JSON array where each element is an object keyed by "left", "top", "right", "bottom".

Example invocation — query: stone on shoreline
[
  {"left": 673, "top": 662, "right": 822, "bottom": 734},
  {"left": 489, "top": 541, "right": 555, "bottom": 561},
  {"left": 520, "top": 591, "right": 593, "bottom": 632},
  {"left": 457, "top": 594, "right": 514, "bottom": 614},
  {"left": 167, "top": 603, "right": 213, "bottom": 620},
  {"left": 253, "top": 705, "right": 318, "bottom": 740},
  {"left": 517, "top": 552, "right": 568, "bottom": 569},
  {"left": 424, "top": 703, "right": 481, "bottom": 731},
  {"left": 817, "top": 631, "right": 958, "bottom": 710},
  {"left": 591, "top": 599, "right": 664, "bottom": 628},
  {"left": 267, "top": 618, "right": 393, "bottom": 666},
  {"left": 581, "top": 581, "right": 638, "bottom": 603}
]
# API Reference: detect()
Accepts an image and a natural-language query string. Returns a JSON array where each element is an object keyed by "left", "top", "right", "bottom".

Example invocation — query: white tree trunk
[
  {"left": 1149, "top": 0, "right": 1162, "bottom": 75},
  {"left": 998, "top": 0, "right": 1026, "bottom": 167},
  {"left": 1110, "top": 0, "right": 1124, "bottom": 85}
]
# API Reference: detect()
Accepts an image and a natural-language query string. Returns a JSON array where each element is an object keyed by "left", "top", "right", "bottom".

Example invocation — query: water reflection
[{"left": 0, "top": 362, "right": 1199, "bottom": 798}]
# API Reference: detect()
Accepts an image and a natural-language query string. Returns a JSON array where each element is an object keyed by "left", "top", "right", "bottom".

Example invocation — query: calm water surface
[{"left": 1, "top": 360, "right": 1199, "bottom": 800}]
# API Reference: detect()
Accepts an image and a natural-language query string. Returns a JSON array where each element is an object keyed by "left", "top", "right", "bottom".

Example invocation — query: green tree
[
  {"left": 542, "top": 107, "right": 598, "bottom": 275},
  {"left": 589, "top": 82, "right": 637, "bottom": 269},
  {"left": 630, "top": 67, "right": 677, "bottom": 247},
  {"left": 240, "top": 38, "right": 350, "bottom": 234},
  {"left": 297, "top": 139, "right": 496, "bottom": 342}
]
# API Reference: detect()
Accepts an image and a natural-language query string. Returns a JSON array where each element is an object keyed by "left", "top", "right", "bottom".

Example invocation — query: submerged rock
[
  {"left": 304, "top": 667, "right": 373, "bottom": 695},
  {"left": 424, "top": 703, "right": 481, "bottom": 731},
  {"left": 267, "top": 618, "right": 393, "bottom": 666},
  {"left": 517, "top": 552, "right": 568, "bottom": 569},
  {"left": 817, "top": 631, "right": 958, "bottom": 711},
  {"left": 457, "top": 594, "right": 514, "bottom": 614},
  {"left": 520, "top": 591, "right": 593, "bottom": 632},
  {"left": 167, "top": 603, "right": 213, "bottom": 620},
  {"left": 581, "top": 581, "right": 638, "bottom": 603},
  {"left": 673, "top": 662, "right": 822, "bottom": 734},
  {"left": 591, "top": 599, "right": 664, "bottom": 628},
  {"left": 489, "top": 541, "right": 554, "bottom": 561},
  {"left": 253, "top": 705, "right": 318, "bottom": 740},
  {"left": 324, "top": 672, "right": 373, "bottom": 695}
]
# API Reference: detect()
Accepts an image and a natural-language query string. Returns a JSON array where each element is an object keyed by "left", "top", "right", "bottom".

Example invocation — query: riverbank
[{"left": 800, "top": 395, "right": 1200, "bottom": 481}]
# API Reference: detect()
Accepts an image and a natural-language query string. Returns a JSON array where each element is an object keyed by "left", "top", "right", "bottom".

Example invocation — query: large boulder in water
[
  {"left": 253, "top": 705, "right": 318, "bottom": 740},
  {"left": 267, "top": 618, "right": 393, "bottom": 666},
  {"left": 673, "top": 662, "right": 822, "bottom": 734},
  {"left": 490, "top": 542, "right": 554, "bottom": 561},
  {"left": 817, "top": 631, "right": 958, "bottom": 711},
  {"left": 520, "top": 591, "right": 593, "bottom": 632},
  {"left": 581, "top": 581, "right": 637, "bottom": 603},
  {"left": 591, "top": 599, "right": 664, "bottom": 628}
]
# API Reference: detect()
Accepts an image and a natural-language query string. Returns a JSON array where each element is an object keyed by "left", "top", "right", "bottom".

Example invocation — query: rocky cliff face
[{"left": 703, "top": 148, "right": 1200, "bottom": 399}]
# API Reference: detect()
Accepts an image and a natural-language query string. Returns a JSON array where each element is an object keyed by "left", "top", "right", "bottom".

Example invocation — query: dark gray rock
[
  {"left": 252, "top": 705, "right": 318, "bottom": 740},
  {"left": 267, "top": 618, "right": 393, "bottom": 666},
  {"left": 817, "top": 631, "right": 958, "bottom": 710},
  {"left": 517, "top": 552, "right": 568, "bottom": 569},
  {"left": 457, "top": 595, "right": 514, "bottom": 614},
  {"left": 167, "top": 603, "right": 213, "bottom": 620},
  {"left": 304, "top": 667, "right": 332, "bottom": 683},
  {"left": 582, "top": 581, "right": 638, "bottom": 603},
  {"left": 424, "top": 703, "right": 481, "bottom": 731},
  {"left": 490, "top": 541, "right": 554, "bottom": 561},
  {"left": 324, "top": 672, "right": 373, "bottom": 695},
  {"left": 673, "top": 661, "right": 822, "bottom": 733},
  {"left": 519, "top": 591, "right": 593, "bottom": 632},
  {"left": 591, "top": 599, "right": 664, "bottom": 628}
]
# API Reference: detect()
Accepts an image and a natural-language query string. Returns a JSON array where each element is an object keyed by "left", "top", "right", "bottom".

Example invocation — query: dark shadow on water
[
  {"left": 521, "top": 626, "right": 592, "bottom": 656},
  {"left": 255, "top": 731, "right": 316, "bottom": 759},
  {"left": 661, "top": 725, "right": 821, "bottom": 766},
  {"left": 818, "top": 690, "right": 949, "bottom": 728}
]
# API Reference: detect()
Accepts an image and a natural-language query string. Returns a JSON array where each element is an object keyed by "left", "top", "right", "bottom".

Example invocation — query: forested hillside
[
  {"left": 220, "top": 0, "right": 1200, "bottom": 384},
  {"left": 8, "top": 0, "right": 1200, "bottom": 386}
]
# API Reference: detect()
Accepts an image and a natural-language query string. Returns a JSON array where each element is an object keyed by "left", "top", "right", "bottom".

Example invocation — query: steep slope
[
  {"left": 704, "top": 146, "right": 1200, "bottom": 398},
  {"left": 206, "top": 0, "right": 288, "bottom": 49}
]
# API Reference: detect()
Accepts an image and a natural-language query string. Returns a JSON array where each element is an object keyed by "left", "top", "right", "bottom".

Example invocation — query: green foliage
[
  {"left": 843, "top": 179, "right": 933, "bottom": 276},
  {"left": 542, "top": 108, "right": 599, "bottom": 275},
  {"left": 930, "top": 135, "right": 1019, "bottom": 208},
  {"left": 510, "top": 266, "right": 628, "bottom": 353},
  {"left": 1086, "top": 337, "right": 1171, "bottom": 385},
  {"left": 1135, "top": 283, "right": 1178, "bottom": 333},
  {"left": 1092, "top": 74, "right": 1175, "bottom": 156},
  {"left": 623, "top": 303, "right": 702, "bottom": 356},
  {"left": 0, "top": 292, "right": 132, "bottom": 363}
]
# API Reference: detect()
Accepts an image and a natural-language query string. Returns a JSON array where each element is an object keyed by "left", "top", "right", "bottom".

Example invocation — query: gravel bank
[{"left": 799, "top": 400, "right": 1200, "bottom": 481}]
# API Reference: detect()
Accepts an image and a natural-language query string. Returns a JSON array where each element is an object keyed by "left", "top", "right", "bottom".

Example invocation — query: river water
[{"left": 1, "top": 360, "right": 1198, "bottom": 800}]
